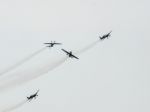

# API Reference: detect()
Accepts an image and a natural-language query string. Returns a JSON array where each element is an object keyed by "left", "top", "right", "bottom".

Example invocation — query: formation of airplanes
[
  {"left": 43, "top": 31, "right": 111, "bottom": 60},
  {"left": 28, "top": 31, "right": 111, "bottom": 101}
]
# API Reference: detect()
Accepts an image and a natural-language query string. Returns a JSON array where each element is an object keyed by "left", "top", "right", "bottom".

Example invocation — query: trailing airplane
[
  {"left": 44, "top": 41, "right": 62, "bottom": 47},
  {"left": 99, "top": 31, "right": 112, "bottom": 40},
  {"left": 61, "top": 49, "right": 79, "bottom": 59},
  {"left": 27, "top": 90, "right": 39, "bottom": 101}
]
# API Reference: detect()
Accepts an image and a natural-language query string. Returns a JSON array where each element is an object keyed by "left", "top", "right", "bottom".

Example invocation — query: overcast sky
[{"left": 0, "top": 0, "right": 149, "bottom": 112}]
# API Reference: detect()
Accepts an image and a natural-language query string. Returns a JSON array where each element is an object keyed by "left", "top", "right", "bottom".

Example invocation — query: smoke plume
[
  {"left": 0, "top": 47, "right": 47, "bottom": 76},
  {"left": 1, "top": 99, "right": 27, "bottom": 112}
]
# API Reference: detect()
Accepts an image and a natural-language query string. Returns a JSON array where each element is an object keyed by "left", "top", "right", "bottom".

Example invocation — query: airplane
[
  {"left": 44, "top": 41, "right": 62, "bottom": 47},
  {"left": 61, "top": 49, "right": 79, "bottom": 59},
  {"left": 27, "top": 90, "right": 39, "bottom": 101},
  {"left": 99, "top": 31, "right": 112, "bottom": 40}
]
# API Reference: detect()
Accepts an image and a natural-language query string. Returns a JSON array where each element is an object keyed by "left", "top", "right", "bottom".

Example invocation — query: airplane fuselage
[
  {"left": 27, "top": 94, "right": 38, "bottom": 100},
  {"left": 51, "top": 44, "right": 54, "bottom": 47},
  {"left": 100, "top": 34, "right": 110, "bottom": 40},
  {"left": 68, "top": 52, "right": 73, "bottom": 57},
  {"left": 99, "top": 31, "right": 111, "bottom": 40}
]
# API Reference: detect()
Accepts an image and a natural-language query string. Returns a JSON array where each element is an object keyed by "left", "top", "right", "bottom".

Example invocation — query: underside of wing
[
  {"left": 55, "top": 43, "right": 61, "bottom": 45},
  {"left": 72, "top": 55, "right": 79, "bottom": 59},
  {"left": 44, "top": 43, "right": 51, "bottom": 44},
  {"left": 62, "top": 49, "right": 69, "bottom": 54}
]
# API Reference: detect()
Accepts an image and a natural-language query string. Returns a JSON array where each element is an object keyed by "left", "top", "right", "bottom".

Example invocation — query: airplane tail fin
[{"left": 99, "top": 36, "right": 103, "bottom": 40}]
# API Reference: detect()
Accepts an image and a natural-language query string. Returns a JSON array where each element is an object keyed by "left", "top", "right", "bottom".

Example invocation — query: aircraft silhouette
[
  {"left": 27, "top": 90, "right": 39, "bottom": 101},
  {"left": 62, "top": 49, "right": 79, "bottom": 59},
  {"left": 44, "top": 41, "right": 62, "bottom": 47},
  {"left": 99, "top": 31, "right": 112, "bottom": 40}
]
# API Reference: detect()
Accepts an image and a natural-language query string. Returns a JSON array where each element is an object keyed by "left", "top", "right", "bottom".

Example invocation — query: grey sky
[{"left": 0, "top": 0, "right": 149, "bottom": 112}]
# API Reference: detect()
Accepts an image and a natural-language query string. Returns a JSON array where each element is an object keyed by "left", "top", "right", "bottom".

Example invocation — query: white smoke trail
[
  {"left": 0, "top": 47, "right": 47, "bottom": 76},
  {"left": 1, "top": 99, "right": 27, "bottom": 112},
  {"left": 0, "top": 39, "right": 100, "bottom": 91},
  {"left": 0, "top": 56, "right": 68, "bottom": 91},
  {"left": 74, "top": 40, "right": 100, "bottom": 55}
]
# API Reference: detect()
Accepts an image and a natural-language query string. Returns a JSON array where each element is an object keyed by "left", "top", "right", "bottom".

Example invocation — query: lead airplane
[
  {"left": 44, "top": 41, "right": 62, "bottom": 47},
  {"left": 61, "top": 49, "right": 79, "bottom": 59},
  {"left": 27, "top": 90, "right": 39, "bottom": 101},
  {"left": 99, "top": 31, "right": 112, "bottom": 40}
]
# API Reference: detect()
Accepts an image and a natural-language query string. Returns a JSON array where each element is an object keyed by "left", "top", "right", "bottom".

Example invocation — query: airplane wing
[
  {"left": 108, "top": 31, "right": 112, "bottom": 36},
  {"left": 54, "top": 43, "right": 62, "bottom": 45},
  {"left": 61, "top": 49, "right": 69, "bottom": 54},
  {"left": 35, "top": 90, "right": 39, "bottom": 94},
  {"left": 44, "top": 43, "right": 51, "bottom": 44},
  {"left": 71, "top": 54, "right": 79, "bottom": 59}
]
